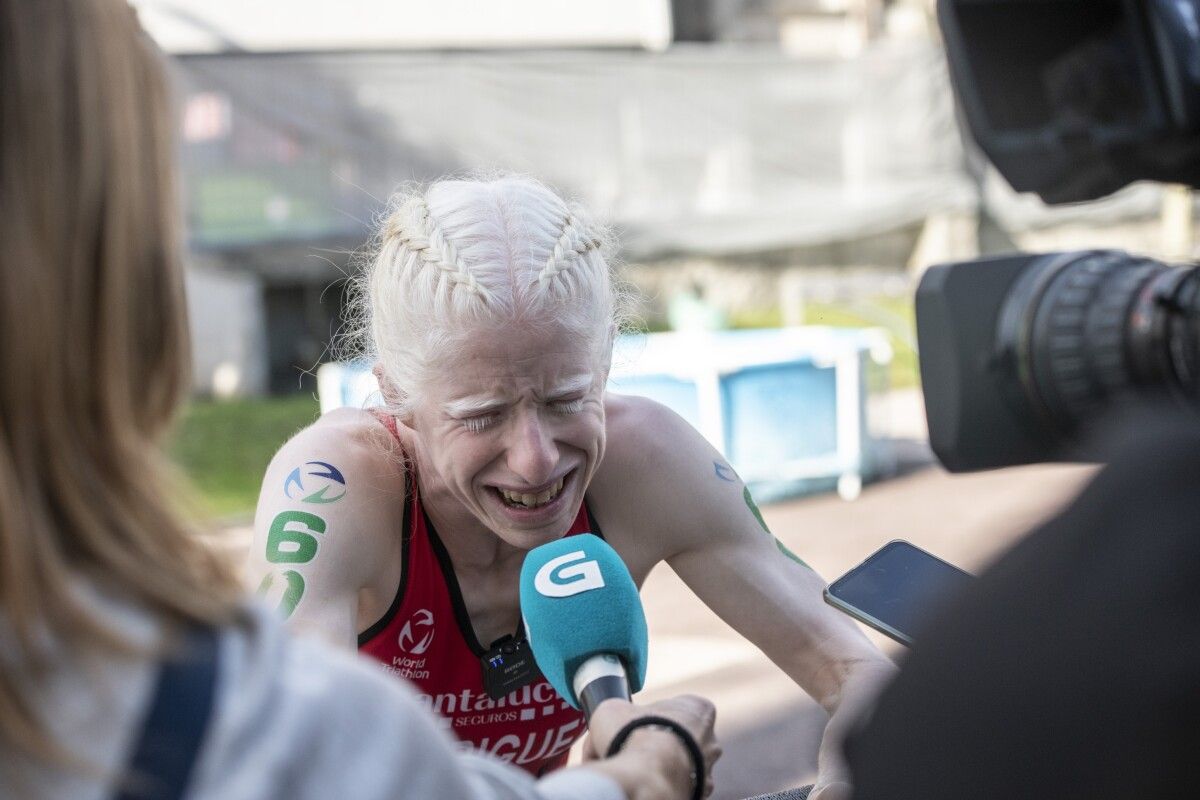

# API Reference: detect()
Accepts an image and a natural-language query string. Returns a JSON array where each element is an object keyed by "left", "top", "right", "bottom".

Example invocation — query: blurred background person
[{"left": 0, "top": 2, "right": 716, "bottom": 799}]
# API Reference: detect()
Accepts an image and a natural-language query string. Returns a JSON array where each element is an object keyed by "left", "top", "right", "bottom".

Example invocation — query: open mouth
[{"left": 493, "top": 473, "right": 568, "bottom": 510}]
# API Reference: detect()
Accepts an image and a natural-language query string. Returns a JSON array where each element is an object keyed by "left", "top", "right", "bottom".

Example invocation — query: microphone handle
[{"left": 573, "top": 653, "right": 631, "bottom": 720}]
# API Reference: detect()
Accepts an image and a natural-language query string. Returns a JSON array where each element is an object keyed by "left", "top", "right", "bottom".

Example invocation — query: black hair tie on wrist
[{"left": 605, "top": 715, "right": 705, "bottom": 800}]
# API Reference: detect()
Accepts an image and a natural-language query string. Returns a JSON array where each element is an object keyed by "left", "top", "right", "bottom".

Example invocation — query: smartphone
[{"left": 824, "top": 540, "right": 974, "bottom": 646}]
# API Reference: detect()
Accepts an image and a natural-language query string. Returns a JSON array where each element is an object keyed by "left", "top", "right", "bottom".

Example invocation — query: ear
[
  {"left": 372, "top": 361, "right": 399, "bottom": 403},
  {"left": 372, "top": 362, "right": 414, "bottom": 425}
]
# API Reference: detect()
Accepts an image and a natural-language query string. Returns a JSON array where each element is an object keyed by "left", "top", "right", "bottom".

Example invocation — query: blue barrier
[{"left": 609, "top": 328, "right": 891, "bottom": 500}]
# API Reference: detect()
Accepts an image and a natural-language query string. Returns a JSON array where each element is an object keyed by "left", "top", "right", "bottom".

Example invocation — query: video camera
[{"left": 918, "top": 0, "right": 1200, "bottom": 471}]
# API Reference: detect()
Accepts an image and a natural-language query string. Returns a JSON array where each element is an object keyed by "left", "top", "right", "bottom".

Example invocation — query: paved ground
[{"left": 633, "top": 457, "right": 1098, "bottom": 799}]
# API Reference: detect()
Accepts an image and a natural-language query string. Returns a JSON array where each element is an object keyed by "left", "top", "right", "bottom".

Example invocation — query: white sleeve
[
  {"left": 308, "top": 657, "right": 625, "bottom": 800},
  {"left": 191, "top": 610, "right": 624, "bottom": 800},
  {"left": 458, "top": 751, "right": 624, "bottom": 800}
]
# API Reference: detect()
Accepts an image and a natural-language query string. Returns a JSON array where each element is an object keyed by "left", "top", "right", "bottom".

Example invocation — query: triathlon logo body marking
[
  {"left": 257, "top": 569, "right": 305, "bottom": 620},
  {"left": 284, "top": 461, "right": 347, "bottom": 504},
  {"left": 533, "top": 551, "right": 605, "bottom": 597},
  {"left": 713, "top": 460, "right": 738, "bottom": 482},
  {"left": 398, "top": 608, "right": 435, "bottom": 655},
  {"left": 743, "top": 485, "right": 812, "bottom": 570}
]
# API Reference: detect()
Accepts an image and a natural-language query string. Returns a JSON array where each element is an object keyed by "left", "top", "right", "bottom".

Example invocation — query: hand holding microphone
[
  {"left": 520, "top": 535, "right": 720, "bottom": 799},
  {"left": 586, "top": 695, "right": 720, "bottom": 800}
]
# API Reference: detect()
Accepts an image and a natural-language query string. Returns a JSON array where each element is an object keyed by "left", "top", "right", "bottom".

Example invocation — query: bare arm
[
  {"left": 598, "top": 396, "right": 888, "bottom": 698},
  {"left": 245, "top": 408, "right": 404, "bottom": 650},
  {"left": 595, "top": 396, "right": 894, "bottom": 799}
]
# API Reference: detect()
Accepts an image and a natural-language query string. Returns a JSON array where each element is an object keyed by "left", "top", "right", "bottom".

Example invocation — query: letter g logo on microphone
[{"left": 534, "top": 550, "right": 606, "bottom": 598}]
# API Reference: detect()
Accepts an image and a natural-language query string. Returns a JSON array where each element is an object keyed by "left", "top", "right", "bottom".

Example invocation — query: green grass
[
  {"left": 729, "top": 295, "right": 921, "bottom": 390},
  {"left": 169, "top": 395, "right": 320, "bottom": 520}
]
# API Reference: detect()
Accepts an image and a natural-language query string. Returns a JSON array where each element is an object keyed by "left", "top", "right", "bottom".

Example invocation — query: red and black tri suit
[{"left": 358, "top": 416, "right": 599, "bottom": 776}]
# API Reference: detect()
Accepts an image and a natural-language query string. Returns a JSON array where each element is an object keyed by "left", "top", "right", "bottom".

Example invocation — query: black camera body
[
  {"left": 918, "top": 249, "right": 1199, "bottom": 470},
  {"left": 939, "top": 0, "right": 1200, "bottom": 204},
  {"left": 920, "top": 1, "right": 1200, "bottom": 471}
]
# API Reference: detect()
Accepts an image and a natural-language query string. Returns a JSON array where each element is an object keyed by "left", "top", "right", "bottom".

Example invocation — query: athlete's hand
[
  {"left": 582, "top": 695, "right": 720, "bottom": 800},
  {"left": 810, "top": 661, "right": 897, "bottom": 800}
]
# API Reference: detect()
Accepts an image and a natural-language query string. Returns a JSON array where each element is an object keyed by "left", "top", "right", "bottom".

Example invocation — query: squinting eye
[
  {"left": 552, "top": 399, "right": 585, "bottom": 414},
  {"left": 462, "top": 415, "right": 495, "bottom": 433}
]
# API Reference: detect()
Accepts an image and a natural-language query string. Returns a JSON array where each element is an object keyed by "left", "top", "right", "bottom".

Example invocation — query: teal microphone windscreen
[{"left": 519, "top": 534, "right": 648, "bottom": 709}]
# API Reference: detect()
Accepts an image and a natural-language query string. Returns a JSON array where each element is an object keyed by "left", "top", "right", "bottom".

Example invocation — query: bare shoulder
[
  {"left": 599, "top": 393, "right": 725, "bottom": 485},
  {"left": 271, "top": 406, "right": 405, "bottom": 490},
  {"left": 600, "top": 393, "right": 702, "bottom": 469},
  {"left": 592, "top": 394, "right": 728, "bottom": 563},
  {"left": 250, "top": 407, "right": 407, "bottom": 591}
]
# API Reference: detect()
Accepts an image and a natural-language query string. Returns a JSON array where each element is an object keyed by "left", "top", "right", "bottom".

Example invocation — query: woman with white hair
[{"left": 250, "top": 175, "right": 895, "bottom": 798}]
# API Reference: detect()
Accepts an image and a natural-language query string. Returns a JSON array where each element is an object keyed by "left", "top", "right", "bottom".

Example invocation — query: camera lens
[{"left": 995, "top": 250, "right": 1200, "bottom": 433}]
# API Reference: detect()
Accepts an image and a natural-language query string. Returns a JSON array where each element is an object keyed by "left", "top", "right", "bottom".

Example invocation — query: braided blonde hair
[
  {"left": 352, "top": 176, "right": 630, "bottom": 415},
  {"left": 382, "top": 195, "right": 491, "bottom": 302},
  {"left": 540, "top": 213, "right": 604, "bottom": 293}
]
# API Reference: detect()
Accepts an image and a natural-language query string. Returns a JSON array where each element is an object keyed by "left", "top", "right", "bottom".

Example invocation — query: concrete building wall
[{"left": 185, "top": 259, "right": 268, "bottom": 397}]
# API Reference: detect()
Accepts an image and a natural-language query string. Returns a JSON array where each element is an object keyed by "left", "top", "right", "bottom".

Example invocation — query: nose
[{"left": 506, "top": 408, "right": 557, "bottom": 487}]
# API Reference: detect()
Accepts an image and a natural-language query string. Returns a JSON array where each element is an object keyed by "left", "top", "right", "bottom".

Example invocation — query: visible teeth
[{"left": 500, "top": 477, "right": 565, "bottom": 508}]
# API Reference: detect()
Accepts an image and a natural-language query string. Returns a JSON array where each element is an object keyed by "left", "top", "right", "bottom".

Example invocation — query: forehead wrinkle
[{"left": 538, "top": 373, "right": 596, "bottom": 398}]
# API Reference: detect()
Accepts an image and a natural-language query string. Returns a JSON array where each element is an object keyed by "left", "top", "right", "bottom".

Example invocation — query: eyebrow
[
  {"left": 442, "top": 396, "right": 507, "bottom": 417},
  {"left": 542, "top": 374, "right": 595, "bottom": 399},
  {"left": 441, "top": 374, "right": 595, "bottom": 417}
]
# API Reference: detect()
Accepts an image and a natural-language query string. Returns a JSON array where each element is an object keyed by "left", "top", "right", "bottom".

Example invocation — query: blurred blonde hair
[
  {"left": 350, "top": 175, "right": 634, "bottom": 415},
  {"left": 0, "top": 0, "right": 240, "bottom": 767}
]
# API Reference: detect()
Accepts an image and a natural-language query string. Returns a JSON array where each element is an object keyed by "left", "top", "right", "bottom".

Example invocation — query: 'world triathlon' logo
[
  {"left": 284, "top": 461, "right": 347, "bottom": 504},
  {"left": 398, "top": 609, "right": 435, "bottom": 655}
]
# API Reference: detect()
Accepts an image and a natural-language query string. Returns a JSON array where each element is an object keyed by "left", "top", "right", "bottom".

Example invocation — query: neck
[{"left": 416, "top": 470, "right": 523, "bottom": 574}]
